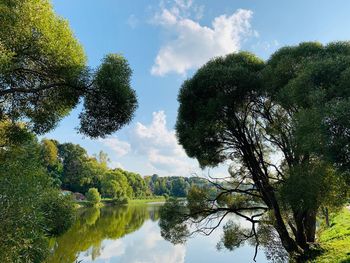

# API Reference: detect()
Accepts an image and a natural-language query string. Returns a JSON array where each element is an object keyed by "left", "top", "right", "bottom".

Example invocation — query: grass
[
  {"left": 314, "top": 207, "right": 350, "bottom": 262},
  {"left": 74, "top": 196, "right": 166, "bottom": 208},
  {"left": 128, "top": 196, "right": 166, "bottom": 204}
]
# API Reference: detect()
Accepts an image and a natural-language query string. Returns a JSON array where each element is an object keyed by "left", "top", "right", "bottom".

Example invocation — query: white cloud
[
  {"left": 98, "top": 240, "right": 126, "bottom": 260},
  {"left": 251, "top": 39, "right": 280, "bottom": 52},
  {"left": 98, "top": 110, "right": 228, "bottom": 177},
  {"left": 151, "top": 2, "right": 255, "bottom": 76},
  {"left": 131, "top": 111, "right": 197, "bottom": 176},
  {"left": 100, "top": 137, "right": 131, "bottom": 157},
  {"left": 110, "top": 161, "right": 125, "bottom": 169},
  {"left": 127, "top": 14, "right": 138, "bottom": 29}
]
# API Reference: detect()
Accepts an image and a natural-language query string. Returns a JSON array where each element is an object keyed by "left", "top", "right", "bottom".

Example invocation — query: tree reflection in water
[{"left": 46, "top": 205, "right": 160, "bottom": 263}]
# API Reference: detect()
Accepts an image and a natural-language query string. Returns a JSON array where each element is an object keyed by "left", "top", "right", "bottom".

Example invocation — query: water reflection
[{"left": 47, "top": 204, "right": 268, "bottom": 263}]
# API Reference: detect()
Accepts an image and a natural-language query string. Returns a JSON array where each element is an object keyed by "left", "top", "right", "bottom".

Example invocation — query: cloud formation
[
  {"left": 151, "top": 1, "right": 255, "bottom": 76},
  {"left": 99, "top": 110, "right": 229, "bottom": 177},
  {"left": 100, "top": 137, "right": 131, "bottom": 157},
  {"left": 131, "top": 111, "right": 196, "bottom": 175}
]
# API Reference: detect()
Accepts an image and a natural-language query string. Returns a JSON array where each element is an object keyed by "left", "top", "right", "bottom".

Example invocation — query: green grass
[
  {"left": 314, "top": 208, "right": 350, "bottom": 262},
  {"left": 128, "top": 196, "right": 166, "bottom": 204},
  {"left": 74, "top": 196, "right": 166, "bottom": 207}
]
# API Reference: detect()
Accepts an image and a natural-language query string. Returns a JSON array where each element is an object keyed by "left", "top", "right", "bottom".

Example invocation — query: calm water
[{"left": 47, "top": 203, "right": 269, "bottom": 263}]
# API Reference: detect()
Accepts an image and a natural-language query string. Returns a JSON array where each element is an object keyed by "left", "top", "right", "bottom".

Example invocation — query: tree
[
  {"left": 0, "top": 131, "right": 75, "bottom": 262},
  {"left": 40, "top": 192, "right": 75, "bottom": 237},
  {"left": 40, "top": 139, "right": 62, "bottom": 187},
  {"left": 86, "top": 188, "right": 101, "bottom": 206},
  {"left": 161, "top": 43, "right": 349, "bottom": 261},
  {"left": 170, "top": 177, "right": 188, "bottom": 197},
  {"left": 123, "top": 171, "right": 149, "bottom": 198},
  {"left": 0, "top": 0, "right": 137, "bottom": 137},
  {"left": 101, "top": 170, "right": 132, "bottom": 199},
  {"left": 58, "top": 143, "right": 90, "bottom": 192}
]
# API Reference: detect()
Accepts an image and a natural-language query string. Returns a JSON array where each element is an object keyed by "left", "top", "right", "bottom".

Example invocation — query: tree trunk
[
  {"left": 323, "top": 207, "right": 330, "bottom": 227},
  {"left": 293, "top": 211, "right": 309, "bottom": 250},
  {"left": 304, "top": 209, "right": 317, "bottom": 243},
  {"left": 272, "top": 201, "right": 301, "bottom": 254}
]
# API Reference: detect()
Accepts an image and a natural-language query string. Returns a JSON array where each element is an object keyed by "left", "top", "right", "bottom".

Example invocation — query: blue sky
[{"left": 47, "top": 0, "right": 350, "bottom": 177}]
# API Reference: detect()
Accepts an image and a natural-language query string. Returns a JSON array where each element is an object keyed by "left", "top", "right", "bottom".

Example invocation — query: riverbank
[
  {"left": 315, "top": 207, "right": 350, "bottom": 262},
  {"left": 74, "top": 196, "right": 166, "bottom": 208},
  {"left": 128, "top": 197, "right": 166, "bottom": 204}
]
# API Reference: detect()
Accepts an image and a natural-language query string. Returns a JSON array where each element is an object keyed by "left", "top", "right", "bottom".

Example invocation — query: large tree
[
  {"left": 0, "top": 127, "right": 75, "bottom": 262},
  {"left": 160, "top": 42, "right": 349, "bottom": 261},
  {"left": 0, "top": 0, "right": 137, "bottom": 138}
]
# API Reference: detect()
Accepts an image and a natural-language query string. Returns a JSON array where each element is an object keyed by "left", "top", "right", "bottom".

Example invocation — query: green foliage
[
  {"left": 176, "top": 52, "right": 264, "bottom": 167},
  {"left": 0, "top": 0, "right": 86, "bottom": 133},
  {"left": 171, "top": 177, "right": 189, "bottom": 197},
  {"left": 40, "top": 193, "right": 75, "bottom": 237},
  {"left": 101, "top": 170, "right": 132, "bottom": 199},
  {"left": 159, "top": 198, "right": 189, "bottom": 244},
  {"left": 86, "top": 188, "right": 101, "bottom": 206},
  {"left": 123, "top": 170, "right": 149, "bottom": 198},
  {"left": 0, "top": 138, "right": 51, "bottom": 262},
  {"left": 146, "top": 174, "right": 208, "bottom": 197},
  {"left": 0, "top": 132, "right": 75, "bottom": 263},
  {"left": 80, "top": 54, "right": 138, "bottom": 138},
  {"left": 173, "top": 41, "right": 350, "bottom": 258},
  {"left": 57, "top": 142, "right": 107, "bottom": 193},
  {"left": 187, "top": 186, "right": 210, "bottom": 216},
  {"left": 280, "top": 163, "right": 347, "bottom": 211},
  {"left": 0, "top": 0, "right": 137, "bottom": 137},
  {"left": 109, "top": 196, "right": 129, "bottom": 206},
  {"left": 41, "top": 139, "right": 59, "bottom": 166},
  {"left": 263, "top": 42, "right": 350, "bottom": 170}
]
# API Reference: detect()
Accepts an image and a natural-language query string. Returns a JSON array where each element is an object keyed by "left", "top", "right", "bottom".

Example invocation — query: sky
[{"left": 47, "top": 0, "right": 350, "bottom": 177}]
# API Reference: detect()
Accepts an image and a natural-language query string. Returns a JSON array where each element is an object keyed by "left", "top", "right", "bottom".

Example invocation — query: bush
[
  {"left": 86, "top": 188, "right": 101, "bottom": 206},
  {"left": 114, "top": 196, "right": 129, "bottom": 205},
  {"left": 40, "top": 192, "right": 75, "bottom": 236}
]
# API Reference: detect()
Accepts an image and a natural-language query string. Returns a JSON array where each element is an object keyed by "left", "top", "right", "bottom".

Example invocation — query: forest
[{"left": 41, "top": 138, "right": 213, "bottom": 201}]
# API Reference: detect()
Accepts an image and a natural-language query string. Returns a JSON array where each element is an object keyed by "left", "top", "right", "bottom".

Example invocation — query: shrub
[
  {"left": 114, "top": 196, "right": 129, "bottom": 205},
  {"left": 40, "top": 192, "right": 75, "bottom": 236},
  {"left": 86, "top": 188, "right": 101, "bottom": 206}
]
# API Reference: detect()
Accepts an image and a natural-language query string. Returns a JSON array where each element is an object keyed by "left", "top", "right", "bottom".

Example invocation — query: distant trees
[
  {"left": 86, "top": 188, "right": 101, "bottom": 206},
  {"left": 146, "top": 174, "right": 214, "bottom": 197},
  {"left": 39, "top": 139, "right": 202, "bottom": 200},
  {"left": 160, "top": 42, "right": 350, "bottom": 261},
  {"left": 57, "top": 143, "right": 104, "bottom": 193},
  {"left": 101, "top": 170, "right": 132, "bottom": 200}
]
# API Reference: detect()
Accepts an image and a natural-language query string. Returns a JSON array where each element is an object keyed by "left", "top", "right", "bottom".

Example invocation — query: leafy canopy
[
  {"left": 0, "top": 0, "right": 137, "bottom": 137},
  {"left": 168, "top": 42, "right": 350, "bottom": 260}
]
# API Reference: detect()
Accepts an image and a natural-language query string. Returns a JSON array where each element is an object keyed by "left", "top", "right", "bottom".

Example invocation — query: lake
[{"left": 47, "top": 203, "right": 270, "bottom": 263}]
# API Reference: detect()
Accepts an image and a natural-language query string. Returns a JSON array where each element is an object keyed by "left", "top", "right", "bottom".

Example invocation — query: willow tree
[
  {"left": 0, "top": 0, "right": 137, "bottom": 138},
  {"left": 160, "top": 42, "right": 349, "bottom": 261}
]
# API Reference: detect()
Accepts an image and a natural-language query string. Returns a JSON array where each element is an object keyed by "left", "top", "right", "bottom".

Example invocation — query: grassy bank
[
  {"left": 74, "top": 196, "right": 166, "bottom": 208},
  {"left": 128, "top": 196, "right": 166, "bottom": 204},
  {"left": 315, "top": 208, "right": 350, "bottom": 262}
]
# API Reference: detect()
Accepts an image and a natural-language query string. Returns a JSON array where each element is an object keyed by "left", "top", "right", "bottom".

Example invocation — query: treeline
[
  {"left": 41, "top": 139, "right": 214, "bottom": 201},
  {"left": 145, "top": 174, "right": 216, "bottom": 197},
  {"left": 41, "top": 139, "right": 150, "bottom": 201}
]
